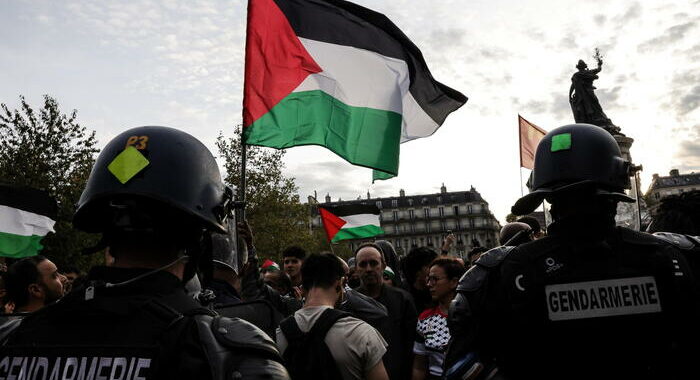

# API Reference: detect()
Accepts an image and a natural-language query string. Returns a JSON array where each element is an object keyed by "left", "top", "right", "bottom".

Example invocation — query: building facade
[
  {"left": 645, "top": 169, "right": 700, "bottom": 215},
  {"left": 311, "top": 185, "right": 501, "bottom": 257}
]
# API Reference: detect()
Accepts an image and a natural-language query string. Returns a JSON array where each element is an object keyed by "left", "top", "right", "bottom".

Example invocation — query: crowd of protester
[{"left": 0, "top": 188, "right": 698, "bottom": 379}]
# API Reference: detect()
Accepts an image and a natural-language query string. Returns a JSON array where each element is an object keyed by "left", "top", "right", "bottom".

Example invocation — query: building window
[
  {"left": 392, "top": 199, "right": 398, "bottom": 207},
  {"left": 393, "top": 211, "right": 398, "bottom": 221},
  {"left": 467, "top": 205, "right": 473, "bottom": 214},
  {"left": 427, "top": 236, "right": 433, "bottom": 246},
  {"left": 410, "top": 223, "right": 415, "bottom": 233},
  {"left": 469, "top": 218, "right": 475, "bottom": 228},
  {"left": 437, "top": 196, "right": 442, "bottom": 203},
  {"left": 453, "top": 206, "right": 459, "bottom": 216},
  {"left": 426, "top": 222, "right": 431, "bottom": 232},
  {"left": 456, "top": 219, "right": 461, "bottom": 229},
  {"left": 441, "top": 221, "right": 447, "bottom": 231},
  {"left": 409, "top": 210, "right": 415, "bottom": 219},
  {"left": 408, "top": 198, "right": 414, "bottom": 206},
  {"left": 412, "top": 239, "right": 417, "bottom": 247},
  {"left": 376, "top": 201, "right": 382, "bottom": 209},
  {"left": 439, "top": 207, "right": 444, "bottom": 217},
  {"left": 424, "top": 208, "right": 430, "bottom": 218},
  {"left": 396, "top": 240, "right": 401, "bottom": 248}
]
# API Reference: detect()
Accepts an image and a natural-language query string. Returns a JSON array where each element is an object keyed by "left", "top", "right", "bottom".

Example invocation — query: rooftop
[{"left": 649, "top": 169, "right": 700, "bottom": 191}]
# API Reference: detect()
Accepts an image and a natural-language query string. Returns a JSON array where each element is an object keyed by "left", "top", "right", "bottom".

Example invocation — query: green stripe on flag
[
  {"left": 0, "top": 231, "right": 46, "bottom": 258},
  {"left": 245, "top": 90, "right": 402, "bottom": 175},
  {"left": 331, "top": 225, "right": 384, "bottom": 242}
]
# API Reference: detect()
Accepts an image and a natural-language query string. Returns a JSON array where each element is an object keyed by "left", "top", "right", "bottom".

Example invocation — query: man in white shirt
[{"left": 277, "top": 253, "right": 389, "bottom": 380}]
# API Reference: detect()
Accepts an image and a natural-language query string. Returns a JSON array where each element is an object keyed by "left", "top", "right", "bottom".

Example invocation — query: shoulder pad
[
  {"left": 618, "top": 227, "right": 666, "bottom": 246},
  {"left": 457, "top": 246, "right": 514, "bottom": 292},
  {"left": 456, "top": 265, "right": 489, "bottom": 292},
  {"left": 212, "top": 316, "right": 281, "bottom": 359},
  {"left": 473, "top": 246, "right": 514, "bottom": 268},
  {"left": 653, "top": 232, "right": 699, "bottom": 251},
  {"left": 195, "top": 314, "right": 281, "bottom": 360}
]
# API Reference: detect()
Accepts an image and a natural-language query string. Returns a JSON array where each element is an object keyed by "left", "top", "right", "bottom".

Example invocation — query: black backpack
[{"left": 279, "top": 308, "right": 350, "bottom": 380}]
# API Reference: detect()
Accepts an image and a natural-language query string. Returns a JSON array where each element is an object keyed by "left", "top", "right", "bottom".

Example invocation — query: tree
[
  {"left": 0, "top": 95, "right": 100, "bottom": 270},
  {"left": 217, "top": 126, "right": 323, "bottom": 261}
]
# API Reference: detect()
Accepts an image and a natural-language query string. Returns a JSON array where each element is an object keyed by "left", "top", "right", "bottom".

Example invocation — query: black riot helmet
[
  {"left": 74, "top": 126, "right": 232, "bottom": 237},
  {"left": 512, "top": 124, "right": 634, "bottom": 215}
]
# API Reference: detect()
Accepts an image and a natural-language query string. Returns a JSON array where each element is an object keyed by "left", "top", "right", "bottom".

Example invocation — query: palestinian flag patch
[
  {"left": 243, "top": 0, "right": 467, "bottom": 176},
  {"left": 320, "top": 204, "right": 383, "bottom": 242},
  {"left": 0, "top": 184, "right": 57, "bottom": 258}
]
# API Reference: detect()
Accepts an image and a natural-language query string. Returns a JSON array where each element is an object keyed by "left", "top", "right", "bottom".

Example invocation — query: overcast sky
[{"left": 2, "top": 0, "right": 699, "bottom": 222}]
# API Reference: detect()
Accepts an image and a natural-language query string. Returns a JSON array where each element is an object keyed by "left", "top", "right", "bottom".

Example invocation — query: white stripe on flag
[
  {"left": 340, "top": 213, "right": 381, "bottom": 229},
  {"left": 296, "top": 38, "right": 439, "bottom": 141},
  {"left": 0, "top": 205, "right": 55, "bottom": 237}
]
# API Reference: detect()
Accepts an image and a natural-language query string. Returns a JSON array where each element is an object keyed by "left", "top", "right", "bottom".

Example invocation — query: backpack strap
[
  {"left": 279, "top": 314, "right": 305, "bottom": 342},
  {"left": 308, "top": 308, "right": 351, "bottom": 339}
]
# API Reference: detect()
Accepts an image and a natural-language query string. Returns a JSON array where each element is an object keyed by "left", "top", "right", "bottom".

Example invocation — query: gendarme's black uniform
[
  {"left": 0, "top": 266, "right": 288, "bottom": 380},
  {"left": 445, "top": 218, "right": 700, "bottom": 380}
]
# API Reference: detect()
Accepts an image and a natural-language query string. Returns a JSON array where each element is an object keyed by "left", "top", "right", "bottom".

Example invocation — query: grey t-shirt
[{"left": 277, "top": 305, "right": 388, "bottom": 380}]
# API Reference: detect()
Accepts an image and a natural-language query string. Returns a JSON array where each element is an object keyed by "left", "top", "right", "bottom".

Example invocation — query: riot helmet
[
  {"left": 74, "top": 126, "right": 232, "bottom": 239},
  {"left": 512, "top": 124, "right": 633, "bottom": 215}
]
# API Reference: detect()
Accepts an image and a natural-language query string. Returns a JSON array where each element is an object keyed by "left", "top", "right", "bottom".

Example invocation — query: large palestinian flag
[
  {"left": 319, "top": 204, "right": 383, "bottom": 242},
  {"left": 0, "top": 184, "right": 57, "bottom": 258},
  {"left": 243, "top": 0, "right": 467, "bottom": 176}
]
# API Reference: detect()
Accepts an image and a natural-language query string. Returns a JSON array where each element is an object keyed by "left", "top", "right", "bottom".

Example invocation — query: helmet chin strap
[{"left": 105, "top": 255, "right": 190, "bottom": 289}]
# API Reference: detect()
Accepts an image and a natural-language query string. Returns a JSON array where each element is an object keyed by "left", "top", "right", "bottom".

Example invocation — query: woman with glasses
[{"left": 412, "top": 258, "right": 466, "bottom": 380}]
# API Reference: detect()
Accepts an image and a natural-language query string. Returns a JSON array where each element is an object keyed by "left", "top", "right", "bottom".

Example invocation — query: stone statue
[{"left": 569, "top": 49, "right": 621, "bottom": 135}]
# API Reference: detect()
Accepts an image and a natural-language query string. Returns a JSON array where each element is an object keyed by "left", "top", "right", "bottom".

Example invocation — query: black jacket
[
  {"left": 0, "top": 266, "right": 288, "bottom": 380},
  {"left": 445, "top": 221, "right": 700, "bottom": 380}
]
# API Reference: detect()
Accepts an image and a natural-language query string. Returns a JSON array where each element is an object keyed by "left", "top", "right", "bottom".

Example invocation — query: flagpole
[
  {"left": 239, "top": 124, "right": 247, "bottom": 221},
  {"left": 517, "top": 114, "right": 525, "bottom": 198}
]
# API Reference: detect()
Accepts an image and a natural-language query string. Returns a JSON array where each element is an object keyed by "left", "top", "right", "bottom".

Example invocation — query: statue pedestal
[{"left": 613, "top": 134, "right": 645, "bottom": 230}]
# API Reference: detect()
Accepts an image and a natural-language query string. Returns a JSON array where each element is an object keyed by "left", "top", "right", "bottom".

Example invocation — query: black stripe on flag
[
  {"left": 273, "top": 0, "right": 467, "bottom": 126},
  {"left": 0, "top": 183, "right": 57, "bottom": 219},
  {"left": 322, "top": 204, "right": 380, "bottom": 217}
]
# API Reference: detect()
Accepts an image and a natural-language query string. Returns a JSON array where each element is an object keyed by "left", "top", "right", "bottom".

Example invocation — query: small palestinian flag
[
  {"left": 319, "top": 204, "right": 383, "bottom": 243},
  {"left": 243, "top": 0, "right": 467, "bottom": 177},
  {"left": 0, "top": 184, "right": 57, "bottom": 258},
  {"left": 261, "top": 259, "right": 281, "bottom": 272}
]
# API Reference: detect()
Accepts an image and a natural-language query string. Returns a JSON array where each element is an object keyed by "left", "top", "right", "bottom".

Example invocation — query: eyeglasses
[{"left": 427, "top": 275, "right": 447, "bottom": 284}]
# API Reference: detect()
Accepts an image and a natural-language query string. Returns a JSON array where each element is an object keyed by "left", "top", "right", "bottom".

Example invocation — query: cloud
[
  {"left": 674, "top": 124, "right": 700, "bottom": 172},
  {"left": 611, "top": 2, "right": 643, "bottom": 30},
  {"left": 668, "top": 70, "right": 700, "bottom": 115},
  {"left": 289, "top": 160, "right": 369, "bottom": 199},
  {"left": 637, "top": 21, "right": 696, "bottom": 52},
  {"left": 594, "top": 14, "right": 607, "bottom": 26}
]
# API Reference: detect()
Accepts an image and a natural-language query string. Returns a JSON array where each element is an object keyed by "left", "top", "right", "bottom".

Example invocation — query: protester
[
  {"left": 517, "top": 215, "right": 545, "bottom": 239},
  {"left": 375, "top": 240, "right": 403, "bottom": 287},
  {"left": 466, "top": 246, "right": 487, "bottom": 267},
  {"left": 283, "top": 246, "right": 305, "bottom": 288},
  {"left": 498, "top": 222, "right": 533, "bottom": 246},
  {"left": 60, "top": 265, "right": 81, "bottom": 294},
  {"left": 412, "top": 258, "right": 465, "bottom": 380},
  {"left": 401, "top": 246, "right": 438, "bottom": 312},
  {"left": 383, "top": 267, "right": 397, "bottom": 287},
  {"left": 3, "top": 255, "right": 65, "bottom": 313},
  {"left": 356, "top": 242, "right": 417, "bottom": 380},
  {"left": 277, "top": 253, "right": 389, "bottom": 380},
  {"left": 0, "top": 127, "right": 289, "bottom": 379},
  {"left": 335, "top": 254, "right": 390, "bottom": 331},
  {"left": 444, "top": 124, "right": 700, "bottom": 379},
  {"left": 264, "top": 270, "right": 295, "bottom": 297}
]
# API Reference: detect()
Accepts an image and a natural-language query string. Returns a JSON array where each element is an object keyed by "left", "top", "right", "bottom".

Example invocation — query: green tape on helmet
[{"left": 551, "top": 133, "right": 572, "bottom": 152}]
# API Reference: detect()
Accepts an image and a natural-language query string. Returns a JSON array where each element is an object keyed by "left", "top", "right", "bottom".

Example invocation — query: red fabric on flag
[
  {"left": 519, "top": 115, "right": 547, "bottom": 169},
  {"left": 243, "top": 0, "right": 323, "bottom": 127},
  {"left": 319, "top": 207, "right": 347, "bottom": 242}
]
